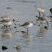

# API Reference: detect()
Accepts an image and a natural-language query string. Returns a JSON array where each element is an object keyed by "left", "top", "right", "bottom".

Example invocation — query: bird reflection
[
  {"left": 0, "top": 16, "right": 12, "bottom": 29},
  {"left": 21, "top": 31, "right": 27, "bottom": 34},
  {"left": 1, "top": 29, "right": 12, "bottom": 39},
  {"left": 20, "top": 31, "right": 32, "bottom": 42},
  {"left": 35, "top": 8, "right": 49, "bottom": 27},
  {"left": 21, "top": 31, "right": 29, "bottom": 38},
  {"left": 19, "top": 21, "right": 33, "bottom": 35},
  {"left": 36, "top": 25, "right": 48, "bottom": 37}
]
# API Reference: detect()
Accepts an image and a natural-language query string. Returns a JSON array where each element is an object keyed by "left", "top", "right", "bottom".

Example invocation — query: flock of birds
[{"left": 0, "top": 7, "right": 52, "bottom": 52}]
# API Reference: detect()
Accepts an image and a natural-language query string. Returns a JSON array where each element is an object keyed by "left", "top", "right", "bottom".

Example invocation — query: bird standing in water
[
  {"left": 36, "top": 8, "right": 49, "bottom": 27},
  {"left": 19, "top": 21, "right": 33, "bottom": 35}
]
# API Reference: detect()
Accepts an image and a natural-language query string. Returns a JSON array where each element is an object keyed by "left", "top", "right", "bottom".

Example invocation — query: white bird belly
[
  {"left": 28, "top": 23, "right": 33, "bottom": 27},
  {"left": 3, "top": 21, "right": 12, "bottom": 26}
]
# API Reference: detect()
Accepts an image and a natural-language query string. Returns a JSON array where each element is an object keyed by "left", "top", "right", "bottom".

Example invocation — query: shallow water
[{"left": 0, "top": 0, "right": 52, "bottom": 52}]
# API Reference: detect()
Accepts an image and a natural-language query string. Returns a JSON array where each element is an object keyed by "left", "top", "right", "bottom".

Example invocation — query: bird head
[{"left": 37, "top": 8, "right": 45, "bottom": 13}]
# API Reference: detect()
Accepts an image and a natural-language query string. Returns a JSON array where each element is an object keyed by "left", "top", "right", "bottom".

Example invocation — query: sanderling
[
  {"left": 36, "top": 8, "right": 49, "bottom": 26},
  {"left": 0, "top": 16, "right": 12, "bottom": 28},
  {"left": 19, "top": 21, "right": 33, "bottom": 35}
]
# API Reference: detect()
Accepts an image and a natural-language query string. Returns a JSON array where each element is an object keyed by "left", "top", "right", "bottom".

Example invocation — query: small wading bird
[
  {"left": 35, "top": 8, "right": 49, "bottom": 27},
  {"left": 19, "top": 21, "right": 33, "bottom": 35},
  {"left": 2, "top": 29, "right": 12, "bottom": 39},
  {"left": 0, "top": 16, "right": 12, "bottom": 28}
]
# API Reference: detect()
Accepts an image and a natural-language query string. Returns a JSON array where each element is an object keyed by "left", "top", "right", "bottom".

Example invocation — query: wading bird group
[{"left": 0, "top": 7, "right": 52, "bottom": 52}]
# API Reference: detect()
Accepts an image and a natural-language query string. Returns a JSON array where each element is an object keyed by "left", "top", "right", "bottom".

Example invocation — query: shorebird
[
  {"left": 36, "top": 17, "right": 49, "bottom": 29},
  {"left": 19, "top": 21, "right": 33, "bottom": 35},
  {"left": 0, "top": 16, "right": 12, "bottom": 28},
  {"left": 1, "top": 20, "right": 12, "bottom": 28},
  {"left": 35, "top": 8, "right": 49, "bottom": 27},
  {"left": 1, "top": 45, "right": 8, "bottom": 51}
]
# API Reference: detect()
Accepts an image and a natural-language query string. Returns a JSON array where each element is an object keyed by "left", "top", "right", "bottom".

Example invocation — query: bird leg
[{"left": 27, "top": 28, "right": 28, "bottom": 35}]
